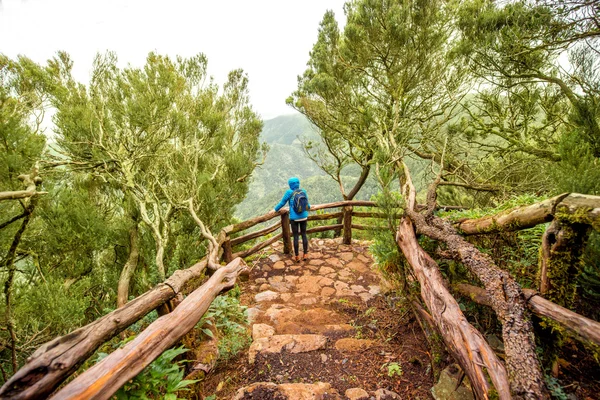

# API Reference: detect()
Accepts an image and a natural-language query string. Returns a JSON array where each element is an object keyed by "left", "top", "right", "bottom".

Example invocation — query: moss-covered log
[{"left": 456, "top": 193, "right": 600, "bottom": 235}]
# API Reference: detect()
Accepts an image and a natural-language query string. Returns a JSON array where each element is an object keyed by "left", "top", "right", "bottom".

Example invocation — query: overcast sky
[{"left": 0, "top": 0, "right": 347, "bottom": 120}]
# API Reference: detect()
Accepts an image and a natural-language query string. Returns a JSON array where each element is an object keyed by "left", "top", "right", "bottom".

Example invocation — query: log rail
[
  {"left": 0, "top": 200, "right": 386, "bottom": 400},
  {"left": 4, "top": 195, "right": 600, "bottom": 400}
]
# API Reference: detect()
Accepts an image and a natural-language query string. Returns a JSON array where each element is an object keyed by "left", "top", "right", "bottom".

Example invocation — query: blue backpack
[{"left": 292, "top": 189, "right": 308, "bottom": 213}]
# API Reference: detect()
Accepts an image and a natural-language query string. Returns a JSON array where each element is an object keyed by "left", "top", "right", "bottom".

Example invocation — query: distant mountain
[
  {"left": 234, "top": 113, "right": 422, "bottom": 221},
  {"left": 259, "top": 113, "right": 320, "bottom": 145}
]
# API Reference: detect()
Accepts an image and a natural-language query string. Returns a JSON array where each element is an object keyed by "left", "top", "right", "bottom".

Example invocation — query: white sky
[{"left": 0, "top": 0, "right": 347, "bottom": 120}]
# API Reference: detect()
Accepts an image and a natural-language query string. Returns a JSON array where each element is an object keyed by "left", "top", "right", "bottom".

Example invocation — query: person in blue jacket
[{"left": 274, "top": 177, "right": 311, "bottom": 262}]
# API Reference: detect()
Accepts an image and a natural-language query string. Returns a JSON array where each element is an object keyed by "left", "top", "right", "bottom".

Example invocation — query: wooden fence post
[
  {"left": 281, "top": 211, "right": 292, "bottom": 255},
  {"left": 222, "top": 238, "right": 233, "bottom": 263},
  {"left": 343, "top": 206, "right": 353, "bottom": 245}
]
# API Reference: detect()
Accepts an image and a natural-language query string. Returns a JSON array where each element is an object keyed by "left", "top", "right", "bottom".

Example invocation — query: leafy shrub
[
  {"left": 198, "top": 286, "right": 250, "bottom": 361},
  {"left": 108, "top": 346, "right": 196, "bottom": 400}
]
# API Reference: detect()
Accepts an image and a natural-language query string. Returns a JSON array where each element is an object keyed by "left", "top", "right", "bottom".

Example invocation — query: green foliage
[
  {"left": 439, "top": 194, "right": 547, "bottom": 221},
  {"left": 384, "top": 362, "right": 403, "bottom": 377},
  {"left": 544, "top": 375, "right": 568, "bottom": 400},
  {"left": 198, "top": 286, "right": 250, "bottom": 362},
  {"left": 110, "top": 346, "right": 197, "bottom": 400}
]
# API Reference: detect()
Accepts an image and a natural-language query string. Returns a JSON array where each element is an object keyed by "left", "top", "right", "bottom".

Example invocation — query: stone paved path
[{"left": 233, "top": 238, "right": 405, "bottom": 400}]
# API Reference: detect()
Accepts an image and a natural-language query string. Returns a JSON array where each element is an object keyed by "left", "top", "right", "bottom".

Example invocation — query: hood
[{"left": 288, "top": 177, "right": 300, "bottom": 190}]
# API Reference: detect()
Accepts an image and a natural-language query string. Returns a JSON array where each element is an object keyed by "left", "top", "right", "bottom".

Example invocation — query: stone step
[
  {"left": 248, "top": 334, "right": 327, "bottom": 364},
  {"left": 233, "top": 382, "right": 402, "bottom": 400},
  {"left": 233, "top": 382, "right": 341, "bottom": 400}
]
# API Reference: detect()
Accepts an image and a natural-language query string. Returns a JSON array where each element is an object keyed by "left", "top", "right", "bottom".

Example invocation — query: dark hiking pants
[{"left": 290, "top": 220, "right": 308, "bottom": 256}]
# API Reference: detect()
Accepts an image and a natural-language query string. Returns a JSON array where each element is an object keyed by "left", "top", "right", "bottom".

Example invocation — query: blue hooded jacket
[{"left": 274, "top": 177, "right": 311, "bottom": 221}]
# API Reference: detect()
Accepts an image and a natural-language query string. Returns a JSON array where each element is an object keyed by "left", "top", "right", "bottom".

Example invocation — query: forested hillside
[
  {"left": 235, "top": 114, "right": 381, "bottom": 220},
  {"left": 1, "top": 0, "right": 600, "bottom": 399}
]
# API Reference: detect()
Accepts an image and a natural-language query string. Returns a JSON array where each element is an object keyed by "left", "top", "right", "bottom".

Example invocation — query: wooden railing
[
  {"left": 0, "top": 200, "right": 388, "bottom": 400},
  {"left": 221, "top": 200, "right": 382, "bottom": 261}
]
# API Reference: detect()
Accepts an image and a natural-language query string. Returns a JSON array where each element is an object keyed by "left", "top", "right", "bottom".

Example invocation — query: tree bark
[
  {"left": 455, "top": 284, "right": 600, "bottom": 348},
  {"left": 50, "top": 258, "right": 248, "bottom": 400},
  {"left": 3, "top": 212, "right": 33, "bottom": 374},
  {"left": 117, "top": 222, "right": 140, "bottom": 308},
  {"left": 0, "top": 190, "right": 46, "bottom": 202},
  {"left": 342, "top": 206, "right": 353, "bottom": 244},
  {"left": 281, "top": 212, "right": 293, "bottom": 255},
  {"left": 0, "top": 257, "right": 211, "bottom": 400},
  {"left": 403, "top": 167, "right": 549, "bottom": 399},
  {"left": 396, "top": 210, "right": 511, "bottom": 400}
]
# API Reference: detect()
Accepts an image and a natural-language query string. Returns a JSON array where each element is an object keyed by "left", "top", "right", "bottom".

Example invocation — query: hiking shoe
[
  {"left": 295, "top": 255, "right": 301, "bottom": 262},
  {"left": 302, "top": 254, "right": 308, "bottom": 261}
]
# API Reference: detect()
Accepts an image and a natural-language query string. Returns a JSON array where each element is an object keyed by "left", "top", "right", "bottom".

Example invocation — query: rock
[
  {"left": 346, "top": 388, "right": 369, "bottom": 400},
  {"left": 248, "top": 334, "right": 328, "bottom": 363},
  {"left": 326, "top": 258, "right": 343, "bottom": 268},
  {"left": 368, "top": 285, "right": 381, "bottom": 295},
  {"left": 321, "top": 287, "right": 336, "bottom": 297},
  {"left": 255, "top": 290, "right": 279, "bottom": 302},
  {"left": 255, "top": 278, "right": 267, "bottom": 284},
  {"left": 319, "top": 277, "right": 334, "bottom": 286},
  {"left": 340, "top": 252, "right": 354, "bottom": 262},
  {"left": 269, "top": 254, "right": 281, "bottom": 262},
  {"left": 351, "top": 284, "right": 366, "bottom": 293},
  {"left": 270, "top": 282, "right": 292, "bottom": 293},
  {"left": 273, "top": 261, "right": 286, "bottom": 270},
  {"left": 279, "top": 382, "right": 342, "bottom": 399},
  {"left": 280, "top": 293, "right": 292, "bottom": 302},
  {"left": 252, "top": 324, "right": 275, "bottom": 340},
  {"left": 334, "top": 338, "right": 375, "bottom": 352},
  {"left": 233, "top": 382, "right": 279, "bottom": 400},
  {"left": 357, "top": 254, "right": 371, "bottom": 263},
  {"left": 359, "top": 293, "right": 374, "bottom": 303},
  {"left": 263, "top": 266, "right": 272, "bottom": 272},
  {"left": 299, "top": 297, "right": 318, "bottom": 305},
  {"left": 269, "top": 276, "right": 284, "bottom": 283},
  {"left": 259, "top": 283, "right": 270, "bottom": 292},
  {"left": 285, "top": 275, "right": 299, "bottom": 283},
  {"left": 296, "top": 276, "right": 323, "bottom": 293},
  {"left": 431, "top": 364, "right": 474, "bottom": 400},
  {"left": 321, "top": 353, "right": 328, "bottom": 363},
  {"left": 338, "top": 269, "right": 354, "bottom": 279},
  {"left": 246, "top": 308, "right": 263, "bottom": 324},
  {"left": 334, "top": 281, "right": 349, "bottom": 291},
  {"left": 265, "top": 305, "right": 302, "bottom": 325},
  {"left": 319, "top": 266, "right": 336, "bottom": 275},
  {"left": 347, "top": 261, "right": 369, "bottom": 273},
  {"left": 285, "top": 260, "right": 293, "bottom": 265},
  {"left": 374, "top": 388, "right": 402, "bottom": 399}
]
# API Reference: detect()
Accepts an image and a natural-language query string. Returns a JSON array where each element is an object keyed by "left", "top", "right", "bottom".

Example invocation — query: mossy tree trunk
[{"left": 539, "top": 219, "right": 591, "bottom": 308}]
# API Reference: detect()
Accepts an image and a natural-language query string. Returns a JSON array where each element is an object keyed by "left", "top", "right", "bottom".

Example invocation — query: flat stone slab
[
  {"left": 252, "top": 324, "right": 275, "bottom": 340},
  {"left": 347, "top": 260, "right": 370, "bottom": 273},
  {"left": 234, "top": 382, "right": 341, "bottom": 400},
  {"left": 248, "top": 334, "right": 328, "bottom": 363},
  {"left": 255, "top": 290, "right": 279, "bottom": 302},
  {"left": 273, "top": 261, "right": 286, "bottom": 270},
  {"left": 346, "top": 388, "right": 369, "bottom": 400}
]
